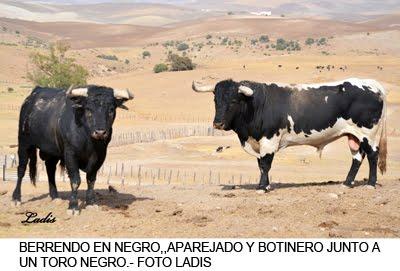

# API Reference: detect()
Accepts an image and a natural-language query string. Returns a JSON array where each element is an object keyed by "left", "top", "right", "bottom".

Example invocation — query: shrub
[
  {"left": 251, "top": 39, "right": 258, "bottom": 45},
  {"left": 27, "top": 41, "right": 89, "bottom": 89},
  {"left": 124, "top": 59, "right": 130, "bottom": 64},
  {"left": 162, "top": 40, "right": 174, "bottom": 47},
  {"left": 317, "top": 37, "right": 327, "bottom": 46},
  {"left": 259, "top": 35, "right": 269, "bottom": 43},
  {"left": 206, "top": 34, "right": 212, "bottom": 39},
  {"left": 176, "top": 43, "right": 189, "bottom": 51},
  {"left": 97, "top": 54, "right": 118, "bottom": 61},
  {"left": 7, "top": 87, "right": 14, "bottom": 92},
  {"left": 153, "top": 63, "right": 168, "bottom": 73},
  {"left": 168, "top": 54, "right": 195, "bottom": 71},
  {"left": 227, "top": 11, "right": 234, "bottom": 15},
  {"left": 142, "top": 51, "right": 151, "bottom": 59},
  {"left": 305, "top": 38, "right": 314, "bottom": 45},
  {"left": 275, "top": 38, "right": 301, "bottom": 51}
]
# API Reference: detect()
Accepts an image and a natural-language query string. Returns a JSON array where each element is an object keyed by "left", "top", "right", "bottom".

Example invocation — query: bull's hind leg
[
  {"left": 343, "top": 135, "right": 364, "bottom": 187},
  {"left": 12, "top": 146, "right": 33, "bottom": 205},
  {"left": 257, "top": 153, "right": 274, "bottom": 191},
  {"left": 45, "top": 157, "right": 59, "bottom": 199},
  {"left": 361, "top": 139, "right": 379, "bottom": 188}
]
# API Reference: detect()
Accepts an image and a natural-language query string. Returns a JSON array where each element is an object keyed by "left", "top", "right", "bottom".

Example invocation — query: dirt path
[{"left": 0, "top": 178, "right": 399, "bottom": 238}]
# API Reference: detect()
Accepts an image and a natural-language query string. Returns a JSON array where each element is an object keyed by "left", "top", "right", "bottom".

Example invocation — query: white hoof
[
  {"left": 67, "top": 209, "right": 80, "bottom": 216},
  {"left": 365, "top": 185, "right": 376, "bottom": 190},
  {"left": 11, "top": 201, "right": 21, "bottom": 207},
  {"left": 86, "top": 204, "right": 99, "bottom": 210}
]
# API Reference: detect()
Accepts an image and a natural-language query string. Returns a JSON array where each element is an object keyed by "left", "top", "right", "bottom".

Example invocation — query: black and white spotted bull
[
  {"left": 12, "top": 85, "right": 134, "bottom": 214},
  {"left": 192, "top": 78, "right": 387, "bottom": 191}
]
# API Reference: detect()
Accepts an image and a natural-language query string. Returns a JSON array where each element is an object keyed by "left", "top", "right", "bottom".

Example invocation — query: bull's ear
[
  {"left": 68, "top": 96, "right": 86, "bottom": 108},
  {"left": 115, "top": 99, "right": 129, "bottom": 110}
]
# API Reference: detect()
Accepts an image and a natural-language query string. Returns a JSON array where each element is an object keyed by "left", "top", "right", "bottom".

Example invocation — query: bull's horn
[
  {"left": 192, "top": 81, "right": 215, "bottom": 93},
  {"left": 114, "top": 89, "right": 134, "bottom": 100},
  {"left": 238, "top": 85, "right": 254, "bottom": 96},
  {"left": 66, "top": 87, "right": 88, "bottom": 97}
]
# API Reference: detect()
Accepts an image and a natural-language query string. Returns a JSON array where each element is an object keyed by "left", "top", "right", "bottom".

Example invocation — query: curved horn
[
  {"left": 66, "top": 87, "right": 88, "bottom": 97},
  {"left": 238, "top": 85, "right": 254, "bottom": 96},
  {"left": 192, "top": 81, "right": 215, "bottom": 93},
  {"left": 114, "top": 89, "right": 134, "bottom": 100}
]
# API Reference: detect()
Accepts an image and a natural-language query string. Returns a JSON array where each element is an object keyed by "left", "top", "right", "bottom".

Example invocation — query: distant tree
[
  {"left": 275, "top": 38, "right": 287, "bottom": 50},
  {"left": 142, "top": 51, "right": 151, "bottom": 59},
  {"left": 27, "top": 41, "right": 89, "bottom": 89},
  {"left": 176, "top": 43, "right": 189, "bottom": 51},
  {"left": 305, "top": 38, "right": 315, "bottom": 45},
  {"left": 317, "top": 37, "right": 327, "bottom": 46},
  {"left": 153, "top": 63, "right": 168, "bottom": 73},
  {"left": 227, "top": 11, "right": 234, "bottom": 15},
  {"left": 259, "top": 35, "right": 269, "bottom": 43},
  {"left": 168, "top": 54, "right": 195, "bottom": 71}
]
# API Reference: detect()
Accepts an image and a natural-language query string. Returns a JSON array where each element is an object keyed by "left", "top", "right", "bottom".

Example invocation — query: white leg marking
[
  {"left": 353, "top": 151, "right": 362, "bottom": 162},
  {"left": 324, "top": 96, "right": 328, "bottom": 103},
  {"left": 260, "top": 136, "right": 280, "bottom": 157}
]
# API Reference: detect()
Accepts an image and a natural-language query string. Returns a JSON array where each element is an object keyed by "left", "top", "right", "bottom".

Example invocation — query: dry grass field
[{"left": 0, "top": 7, "right": 399, "bottom": 237}]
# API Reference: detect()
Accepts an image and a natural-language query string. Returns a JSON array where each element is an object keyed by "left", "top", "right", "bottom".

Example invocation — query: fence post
[
  {"left": 107, "top": 166, "right": 111, "bottom": 185},
  {"left": 137, "top": 165, "right": 142, "bottom": 186},
  {"left": 168, "top": 170, "right": 172, "bottom": 185},
  {"left": 2, "top": 164, "right": 5, "bottom": 181}
]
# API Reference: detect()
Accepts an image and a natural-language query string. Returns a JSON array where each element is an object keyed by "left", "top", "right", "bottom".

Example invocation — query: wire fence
[
  {"left": 1, "top": 156, "right": 259, "bottom": 187},
  {"left": 110, "top": 124, "right": 228, "bottom": 146}
]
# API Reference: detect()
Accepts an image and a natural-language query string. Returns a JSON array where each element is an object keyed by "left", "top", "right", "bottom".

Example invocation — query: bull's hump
[{"left": 295, "top": 78, "right": 385, "bottom": 94}]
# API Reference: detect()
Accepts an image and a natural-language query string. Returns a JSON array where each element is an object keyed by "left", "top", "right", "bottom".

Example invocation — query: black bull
[
  {"left": 12, "top": 85, "right": 133, "bottom": 214},
  {"left": 193, "top": 78, "right": 387, "bottom": 191}
]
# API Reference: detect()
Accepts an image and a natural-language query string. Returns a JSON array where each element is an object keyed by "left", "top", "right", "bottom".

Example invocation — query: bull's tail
[
  {"left": 378, "top": 95, "right": 387, "bottom": 175},
  {"left": 28, "top": 149, "right": 37, "bottom": 186}
]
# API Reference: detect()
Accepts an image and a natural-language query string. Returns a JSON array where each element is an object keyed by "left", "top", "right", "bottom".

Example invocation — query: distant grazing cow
[
  {"left": 192, "top": 78, "right": 387, "bottom": 191},
  {"left": 13, "top": 85, "right": 134, "bottom": 214}
]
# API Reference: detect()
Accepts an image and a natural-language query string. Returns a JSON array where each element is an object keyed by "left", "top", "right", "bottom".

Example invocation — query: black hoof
[
  {"left": 50, "top": 192, "right": 59, "bottom": 200},
  {"left": 342, "top": 182, "right": 353, "bottom": 188},
  {"left": 67, "top": 208, "right": 80, "bottom": 216}
]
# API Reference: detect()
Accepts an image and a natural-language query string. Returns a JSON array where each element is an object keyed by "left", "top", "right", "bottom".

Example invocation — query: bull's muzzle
[
  {"left": 92, "top": 130, "right": 108, "bottom": 140},
  {"left": 213, "top": 122, "right": 225, "bottom": 130}
]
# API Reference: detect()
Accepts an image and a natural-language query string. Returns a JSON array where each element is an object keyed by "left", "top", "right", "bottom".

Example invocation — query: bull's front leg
[
  {"left": 86, "top": 171, "right": 97, "bottom": 206},
  {"left": 65, "top": 150, "right": 81, "bottom": 215},
  {"left": 257, "top": 153, "right": 274, "bottom": 191}
]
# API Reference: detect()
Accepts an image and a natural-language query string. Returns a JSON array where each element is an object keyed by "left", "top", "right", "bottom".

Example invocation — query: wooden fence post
[
  {"left": 2, "top": 164, "right": 5, "bottom": 181},
  {"left": 137, "top": 165, "right": 142, "bottom": 186},
  {"left": 107, "top": 166, "right": 111, "bottom": 184}
]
